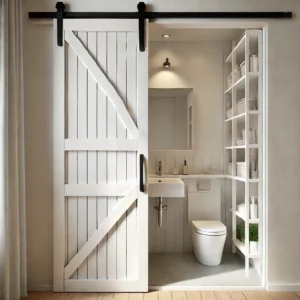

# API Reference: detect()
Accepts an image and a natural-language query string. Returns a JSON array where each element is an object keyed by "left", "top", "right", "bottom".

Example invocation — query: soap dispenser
[
  {"left": 182, "top": 160, "right": 188, "bottom": 175},
  {"left": 250, "top": 196, "right": 258, "bottom": 219}
]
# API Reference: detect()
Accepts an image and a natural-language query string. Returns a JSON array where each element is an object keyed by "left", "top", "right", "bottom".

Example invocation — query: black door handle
[{"left": 140, "top": 154, "right": 144, "bottom": 192}]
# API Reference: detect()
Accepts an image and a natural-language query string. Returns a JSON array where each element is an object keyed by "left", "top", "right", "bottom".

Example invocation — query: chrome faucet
[{"left": 157, "top": 160, "right": 162, "bottom": 176}]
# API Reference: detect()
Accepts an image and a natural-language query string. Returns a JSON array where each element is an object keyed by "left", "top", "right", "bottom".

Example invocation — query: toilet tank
[{"left": 188, "top": 181, "right": 221, "bottom": 222}]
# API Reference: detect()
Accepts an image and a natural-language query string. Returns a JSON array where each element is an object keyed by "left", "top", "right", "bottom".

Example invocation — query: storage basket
[
  {"left": 236, "top": 162, "right": 246, "bottom": 178},
  {"left": 226, "top": 108, "right": 233, "bottom": 119},
  {"left": 237, "top": 98, "right": 257, "bottom": 115}
]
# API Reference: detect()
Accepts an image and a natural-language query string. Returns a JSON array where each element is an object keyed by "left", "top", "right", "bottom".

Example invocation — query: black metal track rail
[
  {"left": 28, "top": 2, "right": 292, "bottom": 51},
  {"left": 29, "top": 11, "right": 292, "bottom": 19}
]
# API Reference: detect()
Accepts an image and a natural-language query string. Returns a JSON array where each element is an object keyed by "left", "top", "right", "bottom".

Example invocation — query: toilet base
[{"left": 192, "top": 230, "right": 226, "bottom": 266}]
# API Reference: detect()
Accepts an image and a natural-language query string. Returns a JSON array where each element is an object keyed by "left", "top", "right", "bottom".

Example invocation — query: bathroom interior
[{"left": 147, "top": 24, "right": 263, "bottom": 288}]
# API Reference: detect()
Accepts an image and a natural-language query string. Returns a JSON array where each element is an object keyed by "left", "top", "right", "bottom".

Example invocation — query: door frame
[{"left": 148, "top": 19, "right": 268, "bottom": 290}]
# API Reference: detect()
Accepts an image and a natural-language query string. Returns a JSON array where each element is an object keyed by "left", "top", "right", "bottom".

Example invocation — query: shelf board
[
  {"left": 148, "top": 174, "right": 225, "bottom": 179},
  {"left": 225, "top": 144, "right": 259, "bottom": 149},
  {"left": 224, "top": 73, "right": 259, "bottom": 95},
  {"left": 233, "top": 239, "right": 260, "bottom": 258},
  {"left": 226, "top": 175, "right": 260, "bottom": 183},
  {"left": 230, "top": 209, "right": 259, "bottom": 224},
  {"left": 225, "top": 75, "right": 245, "bottom": 94},
  {"left": 225, "top": 34, "right": 246, "bottom": 64},
  {"left": 224, "top": 111, "right": 258, "bottom": 122}
]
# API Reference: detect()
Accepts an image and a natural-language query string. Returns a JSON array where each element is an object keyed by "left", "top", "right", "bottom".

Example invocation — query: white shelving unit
[{"left": 224, "top": 30, "right": 263, "bottom": 275}]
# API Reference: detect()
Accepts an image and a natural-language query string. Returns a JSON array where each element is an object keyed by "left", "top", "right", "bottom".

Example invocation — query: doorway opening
[{"left": 148, "top": 22, "right": 266, "bottom": 290}]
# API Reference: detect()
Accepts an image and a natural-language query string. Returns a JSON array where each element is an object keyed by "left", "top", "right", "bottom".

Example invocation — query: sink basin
[{"left": 148, "top": 177, "right": 184, "bottom": 197}]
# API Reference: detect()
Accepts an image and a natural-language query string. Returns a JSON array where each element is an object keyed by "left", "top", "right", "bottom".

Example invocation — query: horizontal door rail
[
  {"left": 65, "top": 184, "right": 136, "bottom": 197},
  {"left": 28, "top": 2, "right": 292, "bottom": 50},
  {"left": 29, "top": 11, "right": 292, "bottom": 19},
  {"left": 64, "top": 280, "right": 139, "bottom": 293},
  {"left": 65, "top": 139, "right": 138, "bottom": 151}
]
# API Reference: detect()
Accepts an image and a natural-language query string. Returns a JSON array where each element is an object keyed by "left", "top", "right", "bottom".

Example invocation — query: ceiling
[{"left": 149, "top": 24, "right": 244, "bottom": 42}]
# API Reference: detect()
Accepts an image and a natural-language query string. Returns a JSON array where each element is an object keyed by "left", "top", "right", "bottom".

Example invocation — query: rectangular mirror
[{"left": 149, "top": 88, "right": 193, "bottom": 150}]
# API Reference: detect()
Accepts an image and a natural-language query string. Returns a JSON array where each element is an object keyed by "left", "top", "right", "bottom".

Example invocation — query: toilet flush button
[{"left": 197, "top": 181, "right": 212, "bottom": 192}]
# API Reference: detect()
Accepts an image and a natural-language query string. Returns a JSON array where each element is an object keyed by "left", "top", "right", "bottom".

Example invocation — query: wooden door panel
[{"left": 53, "top": 20, "right": 148, "bottom": 292}]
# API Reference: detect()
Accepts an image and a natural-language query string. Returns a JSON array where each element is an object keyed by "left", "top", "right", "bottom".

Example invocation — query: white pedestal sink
[{"left": 148, "top": 177, "right": 184, "bottom": 198}]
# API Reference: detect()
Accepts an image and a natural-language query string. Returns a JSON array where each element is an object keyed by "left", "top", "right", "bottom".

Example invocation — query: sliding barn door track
[{"left": 29, "top": 2, "right": 292, "bottom": 51}]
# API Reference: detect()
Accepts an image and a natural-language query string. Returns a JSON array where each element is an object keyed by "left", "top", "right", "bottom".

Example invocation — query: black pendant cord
[{"left": 28, "top": 2, "right": 293, "bottom": 50}]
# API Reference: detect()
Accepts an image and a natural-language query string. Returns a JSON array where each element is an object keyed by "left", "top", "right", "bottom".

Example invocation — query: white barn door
[{"left": 53, "top": 19, "right": 148, "bottom": 292}]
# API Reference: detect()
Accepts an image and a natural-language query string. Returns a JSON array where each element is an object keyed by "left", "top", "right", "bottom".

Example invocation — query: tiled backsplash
[{"left": 149, "top": 150, "right": 224, "bottom": 175}]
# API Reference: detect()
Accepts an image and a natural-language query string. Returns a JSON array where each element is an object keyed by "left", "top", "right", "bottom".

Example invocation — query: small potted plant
[
  {"left": 249, "top": 224, "right": 259, "bottom": 253},
  {"left": 237, "top": 223, "right": 258, "bottom": 253}
]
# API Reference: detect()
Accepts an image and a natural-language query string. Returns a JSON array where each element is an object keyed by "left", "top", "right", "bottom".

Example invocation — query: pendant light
[{"left": 163, "top": 58, "right": 171, "bottom": 68}]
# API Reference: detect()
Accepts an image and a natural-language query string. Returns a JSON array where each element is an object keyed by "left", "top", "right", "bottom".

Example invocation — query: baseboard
[
  {"left": 149, "top": 286, "right": 265, "bottom": 291},
  {"left": 28, "top": 285, "right": 53, "bottom": 292},
  {"left": 267, "top": 284, "right": 300, "bottom": 292}
]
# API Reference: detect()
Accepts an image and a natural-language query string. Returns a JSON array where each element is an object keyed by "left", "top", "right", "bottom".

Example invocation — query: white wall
[
  {"left": 149, "top": 41, "right": 228, "bottom": 174},
  {"left": 23, "top": 0, "right": 300, "bottom": 291},
  {"left": 148, "top": 41, "right": 229, "bottom": 255}
]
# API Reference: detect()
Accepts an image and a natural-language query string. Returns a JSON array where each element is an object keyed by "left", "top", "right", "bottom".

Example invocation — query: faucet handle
[{"left": 157, "top": 160, "right": 163, "bottom": 175}]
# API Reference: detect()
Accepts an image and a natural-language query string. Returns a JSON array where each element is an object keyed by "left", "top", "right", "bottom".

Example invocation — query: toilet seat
[{"left": 192, "top": 220, "right": 226, "bottom": 236}]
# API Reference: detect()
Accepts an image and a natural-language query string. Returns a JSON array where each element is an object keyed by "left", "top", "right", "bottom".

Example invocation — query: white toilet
[
  {"left": 188, "top": 182, "right": 227, "bottom": 266},
  {"left": 191, "top": 220, "right": 227, "bottom": 266}
]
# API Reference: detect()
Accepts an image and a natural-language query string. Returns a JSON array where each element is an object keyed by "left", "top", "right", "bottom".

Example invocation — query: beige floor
[{"left": 22, "top": 291, "right": 300, "bottom": 300}]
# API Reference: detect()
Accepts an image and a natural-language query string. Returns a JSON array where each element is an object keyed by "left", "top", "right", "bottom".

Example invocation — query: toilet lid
[{"left": 192, "top": 220, "right": 227, "bottom": 235}]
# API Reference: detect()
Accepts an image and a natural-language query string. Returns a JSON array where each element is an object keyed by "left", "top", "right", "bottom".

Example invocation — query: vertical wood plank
[
  {"left": 96, "top": 32, "right": 108, "bottom": 280},
  {"left": 175, "top": 198, "right": 184, "bottom": 252},
  {"left": 126, "top": 31, "right": 138, "bottom": 279},
  {"left": 157, "top": 198, "right": 167, "bottom": 252},
  {"left": 166, "top": 198, "right": 175, "bottom": 253},
  {"left": 107, "top": 31, "right": 117, "bottom": 280},
  {"left": 53, "top": 20, "right": 65, "bottom": 291},
  {"left": 67, "top": 35, "right": 78, "bottom": 280},
  {"left": 77, "top": 31, "right": 88, "bottom": 279},
  {"left": 87, "top": 31, "right": 98, "bottom": 279},
  {"left": 136, "top": 22, "right": 149, "bottom": 290},
  {"left": 116, "top": 32, "right": 127, "bottom": 280},
  {"left": 183, "top": 193, "right": 192, "bottom": 253},
  {"left": 148, "top": 197, "right": 157, "bottom": 252}
]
